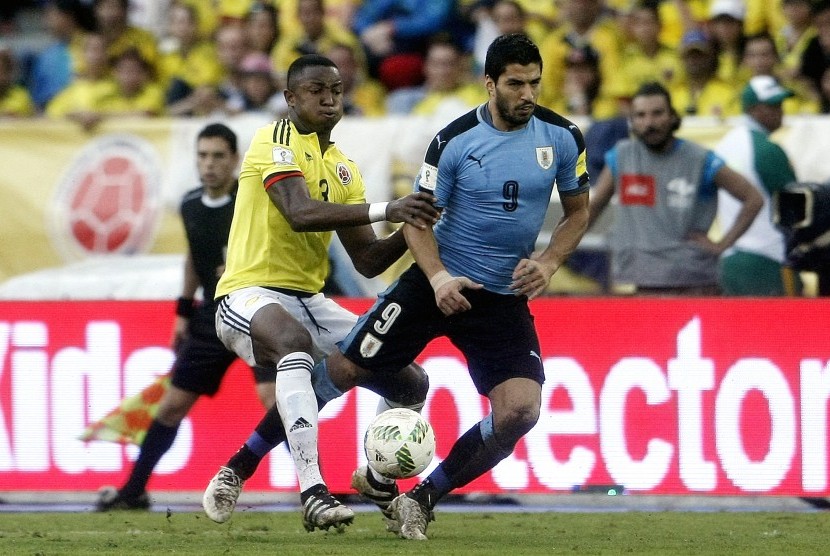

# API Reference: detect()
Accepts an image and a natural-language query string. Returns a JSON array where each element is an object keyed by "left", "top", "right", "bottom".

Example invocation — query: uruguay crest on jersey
[{"left": 536, "top": 146, "right": 553, "bottom": 169}]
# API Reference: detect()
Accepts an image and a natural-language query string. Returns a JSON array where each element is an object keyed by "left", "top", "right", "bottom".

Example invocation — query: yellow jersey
[
  {"left": 99, "top": 82, "right": 166, "bottom": 116},
  {"left": 45, "top": 78, "right": 114, "bottom": 117},
  {"left": 0, "top": 85, "right": 36, "bottom": 117},
  {"left": 158, "top": 41, "right": 224, "bottom": 89},
  {"left": 669, "top": 78, "right": 741, "bottom": 118},
  {"left": 216, "top": 118, "right": 367, "bottom": 297}
]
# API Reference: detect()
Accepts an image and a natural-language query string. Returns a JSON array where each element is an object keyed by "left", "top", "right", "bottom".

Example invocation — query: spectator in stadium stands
[
  {"left": 469, "top": 0, "right": 533, "bottom": 73},
  {"left": 589, "top": 81, "right": 763, "bottom": 295},
  {"left": 490, "top": 0, "right": 558, "bottom": 45},
  {"left": 608, "top": 1, "right": 682, "bottom": 101},
  {"left": 800, "top": 0, "right": 830, "bottom": 96},
  {"left": 95, "top": 123, "right": 276, "bottom": 512},
  {"left": 158, "top": 2, "right": 224, "bottom": 107},
  {"left": 775, "top": 0, "right": 816, "bottom": 80},
  {"left": 45, "top": 33, "right": 114, "bottom": 129},
  {"left": 557, "top": 43, "right": 618, "bottom": 118},
  {"left": 654, "top": 0, "right": 709, "bottom": 49},
  {"left": 28, "top": 0, "right": 95, "bottom": 110},
  {"left": 245, "top": 2, "right": 280, "bottom": 58},
  {"left": 166, "top": 22, "right": 247, "bottom": 117},
  {"left": 225, "top": 51, "right": 288, "bottom": 116},
  {"left": 272, "top": 0, "right": 364, "bottom": 77},
  {"left": 386, "top": 36, "right": 486, "bottom": 116},
  {"left": 352, "top": 0, "right": 456, "bottom": 90},
  {"left": 743, "top": 0, "right": 787, "bottom": 38},
  {"left": 91, "top": 0, "right": 159, "bottom": 76},
  {"left": 714, "top": 75, "right": 802, "bottom": 295},
  {"left": 669, "top": 29, "right": 740, "bottom": 117},
  {"left": 0, "top": 46, "right": 36, "bottom": 118},
  {"left": 324, "top": 42, "right": 387, "bottom": 116},
  {"left": 707, "top": 0, "right": 747, "bottom": 84},
  {"left": 741, "top": 32, "right": 819, "bottom": 113},
  {"left": 199, "top": 53, "right": 440, "bottom": 531},
  {"left": 538, "top": 0, "right": 623, "bottom": 113},
  {"left": 100, "top": 47, "right": 165, "bottom": 116}
]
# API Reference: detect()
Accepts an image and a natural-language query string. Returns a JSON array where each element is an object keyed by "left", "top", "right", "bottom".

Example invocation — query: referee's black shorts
[
  {"left": 340, "top": 265, "right": 545, "bottom": 396},
  {"left": 171, "top": 303, "right": 275, "bottom": 396}
]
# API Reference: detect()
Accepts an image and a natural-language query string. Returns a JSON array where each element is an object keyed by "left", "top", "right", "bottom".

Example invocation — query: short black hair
[
  {"left": 286, "top": 54, "right": 338, "bottom": 90},
  {"left": 484, "top": 33, "right": 542, "bottom": 82},
  {"left": 52, "top": 0, "right": 96, "bottom": 31},
  {"left": 812, "top": 0, "right": 830, "bottom": 16},
  {"left": 633, "top": 81, "right": 673, "bottom": 106},
  {"left": 198, "top": 123, "right": 238, "bottom": 154}
]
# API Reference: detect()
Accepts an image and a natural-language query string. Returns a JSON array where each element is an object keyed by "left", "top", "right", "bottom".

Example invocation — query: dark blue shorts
[
  {"left": 339, "top": 265, "right": 544, "bottom": 396},
  {"left": 171, "top": 303, "right": 274, "bottom": 396}
]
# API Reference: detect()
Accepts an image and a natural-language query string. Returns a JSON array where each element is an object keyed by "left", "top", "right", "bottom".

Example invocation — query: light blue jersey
[{"left": 416, "top": 104, "right": 589, "bottom": 294}]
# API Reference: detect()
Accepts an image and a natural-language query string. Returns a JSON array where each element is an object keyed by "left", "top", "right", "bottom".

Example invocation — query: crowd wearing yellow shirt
[{"left": 3, "top": 0, "right": 830, "bottom": 125}]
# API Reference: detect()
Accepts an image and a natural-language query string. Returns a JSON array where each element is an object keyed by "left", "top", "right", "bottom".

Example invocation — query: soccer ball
[{"left": 364, "top": 408, "right": 436, "bottom": 479}]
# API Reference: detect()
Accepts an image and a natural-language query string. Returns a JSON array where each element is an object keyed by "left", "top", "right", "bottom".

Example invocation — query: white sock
[{"left": 275, "top": 352, "right": 323, "bottom": 493}]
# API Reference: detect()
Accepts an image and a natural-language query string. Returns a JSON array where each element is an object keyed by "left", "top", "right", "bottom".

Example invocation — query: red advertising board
[{"left": 1, "top": 299, "right": 829, "bottom": 496}]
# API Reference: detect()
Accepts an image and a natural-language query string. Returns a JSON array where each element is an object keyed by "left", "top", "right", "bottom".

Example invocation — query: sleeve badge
[{"left": 272, "top": 146, "right": 295, "bottom": 165}]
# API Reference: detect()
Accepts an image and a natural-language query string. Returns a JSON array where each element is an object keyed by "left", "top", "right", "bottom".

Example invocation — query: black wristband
[{"left": 176, "top": 296, "right": 195, "bottom": 318}]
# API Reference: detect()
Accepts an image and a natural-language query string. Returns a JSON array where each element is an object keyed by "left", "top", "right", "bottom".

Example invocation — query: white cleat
[
  {"left": 202, "top": 466, "right": 244, "bottom": 523},
  {"left": 350, "top": 465, "right": 400, "bottom": 533},
  {"left": 390, "top": 494, "right": 433, "bottom": 541}
]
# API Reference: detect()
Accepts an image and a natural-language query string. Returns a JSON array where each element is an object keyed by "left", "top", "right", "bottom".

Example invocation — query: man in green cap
[{"left": 714, "top": 74, "right": 801, "bottom": 295}]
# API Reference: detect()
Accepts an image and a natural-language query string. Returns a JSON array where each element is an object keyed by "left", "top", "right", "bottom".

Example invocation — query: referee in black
[{"left": 96, "top": 123, "right": 276, "bottom": 511}]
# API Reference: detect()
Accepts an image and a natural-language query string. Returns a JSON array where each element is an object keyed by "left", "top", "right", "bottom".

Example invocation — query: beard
[
  {"left": 635, "top": 126, "right": 674, "bottom": 151},
  {"left": 494, "top": 95, "right": 534, "bottom": 128}
]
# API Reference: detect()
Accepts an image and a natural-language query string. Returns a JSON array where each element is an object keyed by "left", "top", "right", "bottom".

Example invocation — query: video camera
[{"left": 773, "top": 181, "right": 830, "bottom": 271}]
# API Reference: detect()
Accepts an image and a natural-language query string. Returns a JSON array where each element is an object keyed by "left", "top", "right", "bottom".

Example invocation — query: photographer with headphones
[{"left": 588, "top": 82, "right": 763, "bottom": 295}]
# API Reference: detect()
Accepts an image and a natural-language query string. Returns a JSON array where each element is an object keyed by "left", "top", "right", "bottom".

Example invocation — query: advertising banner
[{"left": 1, "top": 298, "right": 828, "bottom": 496}]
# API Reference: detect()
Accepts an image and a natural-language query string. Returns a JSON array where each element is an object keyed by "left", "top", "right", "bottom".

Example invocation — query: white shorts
[{"left": 215, "top": 286, "right": 358, "bottom": 367}]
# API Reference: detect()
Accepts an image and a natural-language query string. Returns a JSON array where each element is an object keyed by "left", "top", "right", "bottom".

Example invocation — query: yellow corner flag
[{"left": 79, "top": 374, "right": 171, "bottom": 445}]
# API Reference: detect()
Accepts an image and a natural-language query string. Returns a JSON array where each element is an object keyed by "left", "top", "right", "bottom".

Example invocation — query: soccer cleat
[
  {"left": 202, "top": 466, "right": 244, "bottom": 523},
  {"left": 390, "top": 494, "right": 434, "bottom": 541},
  {"left": 95, "top": 486, "right": 150, "bottom": 512},
  {"left": 301, "top": 484, "right": 355, "bottom": 532},
  {"left": 350, "top": 465, "right": 400, "bottom": 532}
]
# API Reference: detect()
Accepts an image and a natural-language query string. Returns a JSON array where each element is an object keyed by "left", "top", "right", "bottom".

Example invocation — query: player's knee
[
  {"left": 252, "top": 327, "right": 312, "bottom": 366},
  {"left": 399, "top": 363, "right": 429, "bottom": 406},
  {"left": 497, "top": 404, "right": 539, "bottom": 444},
  {"left": 155, "top": 401, "right": 190, "bottom": 426},
  {"left": 326, "top": 350, "right": 366, "bottom": 392},
  {"left": 517, "top": 403, "right": 540, "bottom": 431},
  {"left": 367, "top": 362, "right": 429, "bottom": 407},
  {"left": 154, "top": 385, "right": 198, "bottom": 426}
]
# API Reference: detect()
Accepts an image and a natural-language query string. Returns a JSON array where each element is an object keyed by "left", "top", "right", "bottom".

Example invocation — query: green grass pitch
[{"left": 0, "top": 510, "right": 828, "bottom": 555}]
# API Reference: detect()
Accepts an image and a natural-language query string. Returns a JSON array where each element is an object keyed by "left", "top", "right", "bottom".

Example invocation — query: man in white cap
[{"left": 714, "top": 74, "right": 801, "bottom": 295}]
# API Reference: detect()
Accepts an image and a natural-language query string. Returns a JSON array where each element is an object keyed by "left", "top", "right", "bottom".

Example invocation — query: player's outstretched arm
[{"left": 267, "top": 177, "right": 438, "bottom": 232}]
